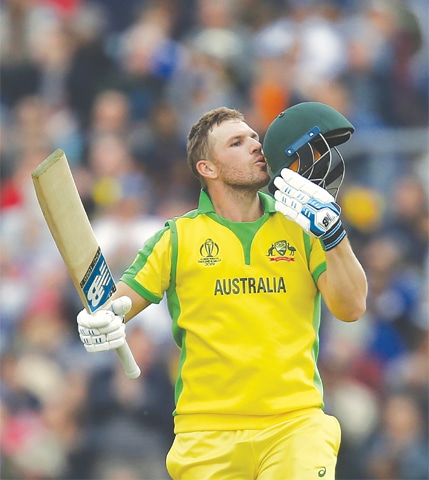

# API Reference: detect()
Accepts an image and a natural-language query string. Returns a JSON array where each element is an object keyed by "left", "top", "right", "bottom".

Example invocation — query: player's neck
[{"left": 208, "top": 187, "right": 264, "bottom": 222}]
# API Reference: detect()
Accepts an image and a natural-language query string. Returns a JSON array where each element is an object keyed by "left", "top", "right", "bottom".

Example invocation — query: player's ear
[{"left": 196, "top": 159, "right": 217, "bottom": 180}]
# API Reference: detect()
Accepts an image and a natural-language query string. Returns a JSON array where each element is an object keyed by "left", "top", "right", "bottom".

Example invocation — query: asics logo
[{"left": 318, "top": 466, "right": 327, "bottom": 477}]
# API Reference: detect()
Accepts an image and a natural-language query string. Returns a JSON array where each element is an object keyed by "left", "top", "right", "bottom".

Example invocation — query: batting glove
[
  {"left": 77, "top": 297, "right": 130, "bottom": 353},
  {"left": 273, "top": 168, "right": 347, "bottom": 250}
]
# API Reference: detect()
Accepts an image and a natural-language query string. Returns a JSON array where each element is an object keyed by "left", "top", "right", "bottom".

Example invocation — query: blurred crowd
[{"left": 0, "top": 0, "right": 428, "bottom": 479}]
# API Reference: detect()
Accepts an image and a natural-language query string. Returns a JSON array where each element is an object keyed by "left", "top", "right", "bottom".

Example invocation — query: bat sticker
[{"left": 80, "top": 247, "right": 116, "bottom": 312}]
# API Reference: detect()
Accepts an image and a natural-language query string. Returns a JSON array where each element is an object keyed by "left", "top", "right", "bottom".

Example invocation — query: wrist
[{"left": 321, "top": 219, "right": 347, "bottom": 251}]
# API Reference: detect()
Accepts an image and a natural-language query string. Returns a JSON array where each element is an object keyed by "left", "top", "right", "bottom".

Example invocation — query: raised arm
[
  {"left": 317, "top": 237, "right": 367, "bottom": 322},
  {"left": 273, "top": 168, "right": 367, "bottom": 322}
]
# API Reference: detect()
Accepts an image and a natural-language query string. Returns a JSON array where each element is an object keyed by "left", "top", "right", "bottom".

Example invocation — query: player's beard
[{"left": 220, "top": 166, "right": 270, "bottom": 192}]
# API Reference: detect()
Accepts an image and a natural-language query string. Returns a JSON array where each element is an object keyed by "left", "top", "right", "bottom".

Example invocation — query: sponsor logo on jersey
[
  {"left": 267, "top": 240, "right": 296, "bottom": 262},
  {"left": 214, "top": 276, "right": 286, "bottom": 295}
]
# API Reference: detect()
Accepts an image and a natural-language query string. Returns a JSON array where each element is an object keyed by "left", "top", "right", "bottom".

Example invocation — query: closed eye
[{"left": 228, "top": 131, "right": 259, "bottom": 147}]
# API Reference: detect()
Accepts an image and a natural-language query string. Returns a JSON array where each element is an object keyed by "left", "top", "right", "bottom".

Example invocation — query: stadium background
[{"left": 0, "top": 0, "right": 428, "bottom": 478}]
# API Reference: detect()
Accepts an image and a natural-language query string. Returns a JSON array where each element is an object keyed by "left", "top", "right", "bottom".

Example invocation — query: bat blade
[{"left": 32, "top": 149, "right": 140, "bottom": 379}]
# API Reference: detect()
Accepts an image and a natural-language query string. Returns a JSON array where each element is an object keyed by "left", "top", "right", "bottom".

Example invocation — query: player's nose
[{"left": 250, "top": 137, "right": 262, "bottom": 153}]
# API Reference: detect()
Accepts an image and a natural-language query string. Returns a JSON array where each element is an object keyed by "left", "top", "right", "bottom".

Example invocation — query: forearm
[
  {"left": 113, "top": 281, "right": 152, "bottom": 322},
  {"left": 318, "top": 237, "right": 367, "bottom": 322}
]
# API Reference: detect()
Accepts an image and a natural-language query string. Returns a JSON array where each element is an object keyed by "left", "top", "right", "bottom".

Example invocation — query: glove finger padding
[
  {"left": 274, "top": 192, "right": 316, "bottom": 233},
  {"left": 77, "top": 309, "right": 116, "bottom": 329},
  {"left": 77, "top": 309, "right": 126, "bottom": 353},
  {"left": 275, "top": 168, "right": 335, "bottom": 202},
  {"left": 273, "top": 168, "right": 347, "bottom": 250},
  {"left": 78, "top": 315, "right": 123, "bottom": 337},
  {"left": 274, "top": 191, "right": 303, "bottom": 225},
  {"left": 84, "top": 337, "right": 126, "bottom": 353},
  {"left": 80, "top": 324, "right": 126, "bottom": 353}
]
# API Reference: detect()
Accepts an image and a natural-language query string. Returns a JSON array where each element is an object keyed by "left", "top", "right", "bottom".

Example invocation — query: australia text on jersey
[{"left": 214, "top": 276, "right": 286, "bottom": 295}]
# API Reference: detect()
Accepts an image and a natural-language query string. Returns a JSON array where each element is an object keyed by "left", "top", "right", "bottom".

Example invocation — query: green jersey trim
[
  {"left": 311, "top": 292, "right": 324, "bottom": 403},
  {"left": 120, "top": 227, "right": 168, "bottom": 304},
  {"left": 123, "top": 277, "right": 161, "bottom": 304},
  {"left": 166, "top": 218, "right": 183, "bottom": 346},
  {"left": 206, "top": 213, "right": 270, "bottom": 264},
  {"left": 197, "top": 189, "right": 276, "bottom": 215},
  {"left": 166, "top": 217, "right": 186, "bottom": 415},
  {"left": 303, "top": 231, "right": 326, "bottom": 284},
  {"left": 313, "top": 261, "right": 327, "bottom": 284},
  {"left": 173, "top": 331, "right": 187, "bottom": 413},
  {"left": 194, "top": 190, "right": 277, "bottom": 264}
]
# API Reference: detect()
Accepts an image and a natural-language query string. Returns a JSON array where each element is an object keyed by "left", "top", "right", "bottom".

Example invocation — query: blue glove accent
[
  {"left": 301, "top": 199, "right": 342, "bottom": 238},
  {"left": 320, "top": 219, "right": 347, "bottom": 251},
  {"left": 273, "top": 168, "right": 347, "bottom": 250}
]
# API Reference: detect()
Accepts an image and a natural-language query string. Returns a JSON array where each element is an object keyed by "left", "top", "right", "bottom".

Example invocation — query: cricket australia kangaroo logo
[
  {"left": 267, "top": 240, "right": 296, "bottom": 262},
  {"left": 80, "top": 247, "right": 116, "bottom": 312},
  {"left": 198, "top": 238, "right": 221, "bottom": 266}
]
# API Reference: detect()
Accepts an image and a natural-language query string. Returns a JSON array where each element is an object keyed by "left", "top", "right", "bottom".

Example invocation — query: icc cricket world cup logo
[{"left": 198, "top": 238, "right": 221, "bottom": 266}]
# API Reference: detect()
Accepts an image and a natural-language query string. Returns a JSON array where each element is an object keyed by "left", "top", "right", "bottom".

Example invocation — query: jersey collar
[{"left": 197, "top": 189, "right": 276, "bottom": 214}]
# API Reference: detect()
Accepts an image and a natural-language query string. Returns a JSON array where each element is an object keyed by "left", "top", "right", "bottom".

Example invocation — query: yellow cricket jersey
[{"left": 121, "top": 190, "right": 328, "bottom": 433}]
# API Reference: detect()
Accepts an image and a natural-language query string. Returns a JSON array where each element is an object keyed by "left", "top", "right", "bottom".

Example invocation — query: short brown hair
[{"left": 187, "top": 107, "right": 245, "bottom": 187}]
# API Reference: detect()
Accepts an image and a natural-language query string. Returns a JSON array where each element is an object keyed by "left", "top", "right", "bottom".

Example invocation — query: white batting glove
[
  {"left": 77, "top": 296, "right": 131, "bottom": 353},
  {"left": 273, "top": 168, "right": 347, "bottom": 250}
]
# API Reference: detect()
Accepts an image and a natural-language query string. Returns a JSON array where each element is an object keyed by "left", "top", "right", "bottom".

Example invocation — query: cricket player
[{"left": 77, "top": 103, "right": 367, "bottom": 479}]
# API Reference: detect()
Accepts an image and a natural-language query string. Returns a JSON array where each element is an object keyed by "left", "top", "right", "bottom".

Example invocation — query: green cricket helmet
[{"left": 263, "top": 102, "right": 354, "bottom": 198}]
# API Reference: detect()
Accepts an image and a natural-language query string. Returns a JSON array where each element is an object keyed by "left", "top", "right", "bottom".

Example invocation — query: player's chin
[{"left": 254, "top": 173, "right": 270, "bottom": 189}]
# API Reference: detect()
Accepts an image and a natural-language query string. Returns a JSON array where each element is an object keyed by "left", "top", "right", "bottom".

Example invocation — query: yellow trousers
[{"left": 166, "top": 409, "right": 341, "bottom": 479}]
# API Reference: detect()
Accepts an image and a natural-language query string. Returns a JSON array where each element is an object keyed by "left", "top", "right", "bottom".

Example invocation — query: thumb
[{"left": 110, "top": 296, "right": 132, "bottom": 316}]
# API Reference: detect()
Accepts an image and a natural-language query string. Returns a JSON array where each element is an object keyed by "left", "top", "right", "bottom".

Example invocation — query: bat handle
[
  {"left": 116, "top": 342, "right": 141, "bottom": 379},
  {"left": 110, "top": 296, "right": 141, "bottom": 379}
]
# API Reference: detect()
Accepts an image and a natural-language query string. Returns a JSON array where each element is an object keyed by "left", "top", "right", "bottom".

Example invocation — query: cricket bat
[{"left": 32, "top": 149, "right": 141, "bottom": 379}]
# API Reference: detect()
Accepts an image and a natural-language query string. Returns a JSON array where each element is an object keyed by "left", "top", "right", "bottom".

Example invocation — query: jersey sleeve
[
  {"left": 308, "top": 236, "right": 327, "bottom": 284},
  {"left": 120, "top": 226, "right": 172, "bottom": 304}
]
